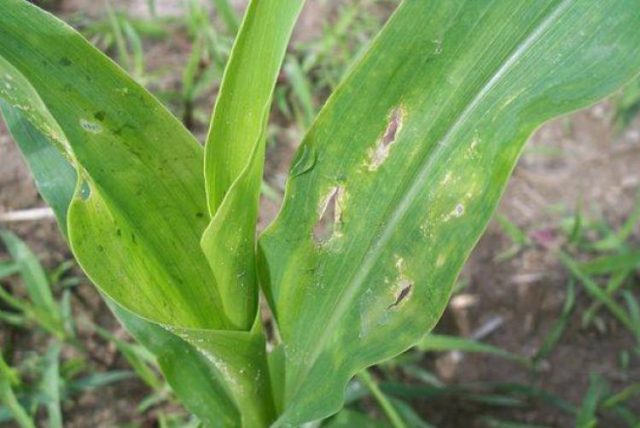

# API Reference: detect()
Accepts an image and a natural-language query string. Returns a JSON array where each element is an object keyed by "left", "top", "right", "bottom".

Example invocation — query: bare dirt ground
[
  {"left": 1, "top": 1, "right": 639, "bottom": 426},
  {"left": 427, "top": 106, "right": 640, "bottom": 427}
]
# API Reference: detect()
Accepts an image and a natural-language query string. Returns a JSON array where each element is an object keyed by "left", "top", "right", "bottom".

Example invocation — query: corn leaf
[
  {"left": 0, "top": 101, "right": 76, "bottom": 235},
  {"left": 201, "top": 0, "right": 305, "bottom": 330},
  {"left": 0, "top": 2, "right": 227, "bottom": 330},
  {"left": 259, "top": 1, "right": 640, "bottom": 424},
  {"left": 0, "top": 1, "right": 276, "bottom": 425}
]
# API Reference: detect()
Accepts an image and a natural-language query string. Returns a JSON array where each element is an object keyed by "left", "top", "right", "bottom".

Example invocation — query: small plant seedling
[{"left": 2, "top": 0, "right": 640, "bottom": 426}]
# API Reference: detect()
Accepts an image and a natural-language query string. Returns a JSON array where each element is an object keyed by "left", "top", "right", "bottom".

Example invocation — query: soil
[{"left": 2, "top": 1, "right": 639, "bottom": 427}]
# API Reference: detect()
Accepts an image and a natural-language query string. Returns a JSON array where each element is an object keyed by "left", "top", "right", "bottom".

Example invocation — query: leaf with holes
[
  {"left": 259, "top": 1, "right": 640, "bottom": 424},
  {"left": 0, "top": 0, "right": 299, "bottom": 425}
]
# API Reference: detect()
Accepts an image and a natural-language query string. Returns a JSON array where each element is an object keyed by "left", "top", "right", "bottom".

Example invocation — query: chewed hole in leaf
[
  {"left": 367, "top": 106, "right": 404, "bottom": 171},
  {"left": 313, "top": 186, "right": 345, "bottom": 244},
  {"left": 80, "top": 118, "right": 103, "bottom": 134},
  {"left": 387, "top": 279, "right": 413, "bottom": 309}
]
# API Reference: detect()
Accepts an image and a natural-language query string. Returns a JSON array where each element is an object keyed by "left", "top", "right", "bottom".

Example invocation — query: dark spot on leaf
[
  {"left": 387, "top": 283, "right": 412, "bottom": 309},
  {"left": 59, "top": 57, "right": 72, "bottom": 66},
  {"left": 196, "top": 212, "right": 204, "bottom": 218},
  {"left": 94, "top": 111, "right": 107, "bottom": 121},
  {"left": 381, "top": 108, "right": 402, "bottom": 147},
  {"left": 97, "top": 245, "right": 104, "bottom": 252},
  {"left": 131, "top": 233, "right": 137, "bottom": 244},
  {"left": 116, "top": 228, "right": 122, "bottom": 237}
]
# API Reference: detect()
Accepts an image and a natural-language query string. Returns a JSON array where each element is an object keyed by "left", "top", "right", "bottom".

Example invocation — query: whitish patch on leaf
[
  {"left": 367, "top": 106, "right": 404, "bottom": 171},
  {"left": 80, "top": 119, "right": 103, "bottom": 134},
  {"left": 313, "top": 185, "right": 345, "bottom": 244}
]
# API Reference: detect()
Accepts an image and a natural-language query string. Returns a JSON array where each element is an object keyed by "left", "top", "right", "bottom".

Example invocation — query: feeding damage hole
[
  {"left": 387, "top": 279, "right": 413, "bottom": 309},
  {"left": 313, "top": 186, "right": 345, "bottom": 244},
  {"left": 80, "top": 119, "right": 103, "bottom": 134},
  {"left": 367, "top": 106, "right": 404, "bottom": 171}
]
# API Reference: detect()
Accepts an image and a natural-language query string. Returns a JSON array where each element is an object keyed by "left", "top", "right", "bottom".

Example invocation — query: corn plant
[{"left": 1, "top": 0, "right": 640, "bottom": 426}]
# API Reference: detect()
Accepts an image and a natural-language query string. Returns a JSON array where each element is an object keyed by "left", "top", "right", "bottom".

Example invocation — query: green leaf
[
  {"left": 323, "top": 409, "right": 389, "bottom": 428},
  {"left": 201, "top": 0, "right": 305, "bottom": 330},
  {"left": 559, "top": 252, "right": 640, "bottom": 341},
  {"left": 41, "top": 343, "right": 63, "bottom": 428},
  {"left": 416, "top": 334, "right": 529, "bottom": 367},
  {"left": 579, "top": 250, "right": 640, "bottom": 276},
  {"left": 212, "top": 0, "right": 240, "bottom": 35},
  {"left": 357, "top": 370, "right": 406, "bottom": 428},
  {"left": 0, "top": 101, "right": 76, "bottom": 235},
  {"left": 0, "top": 352, "right": 34, "bottom": 428},
  {"left": 259, "top": 1, "right": 640, "bottom": 424},
  {"left": 108, "top": 301, "right": 242, "bottom": 427},
  {"left": 576, "top": 373, "right": 607, "bottom": 428},
  {"left": 0, "top": 262, "right": 19, "bottom": 279},
  {"left": 66, "top": 371, "right": 134, "bottom": 394},
  {"left": 0, "top": 0, "right": 226, "bottom": 331},
  {"left": 92, "top": 323, "right": 163, "bottom": 391},
  {"left": 0, "top": 1, "right": 278, "bottom": 424},
  {"left": 0, "top": 230, "right": 65, "bottom": 338},
  {"left": 533, "top": 280, "right": 576, "bottom": 363}
]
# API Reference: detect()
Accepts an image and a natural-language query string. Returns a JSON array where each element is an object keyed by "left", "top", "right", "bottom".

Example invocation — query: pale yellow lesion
[{"left": 366, "top": 105, "right": 406, "bottom": 171}]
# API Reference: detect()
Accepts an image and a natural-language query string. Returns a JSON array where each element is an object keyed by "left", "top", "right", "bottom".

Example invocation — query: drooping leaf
[
  {"left": 259, "top": 1, "right": 640, "bottom": 424},
  {"left": 108, "top": 301, "right": 243, "bottom": 427},
  {"left": 0, "top": 1, "right": 278, "bottom": 424},
  {"left": 0, "top": 94, "right": 248, "bottom": 427},
  {"left": 0, "top": 0, "right": 226, "bottom": 330}
]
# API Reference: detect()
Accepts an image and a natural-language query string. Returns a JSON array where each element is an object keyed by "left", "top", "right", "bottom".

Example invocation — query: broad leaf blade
[
  {"left": 109, "top": 301, "right": 243, "bottom": 427},
  {"left": 0, "top": 85, "right": 246, "bottom": 428},
  {"left": 0, "top": 0, "right": 226, "bottom": 330},
  {"left": 260, "top": 1, "right": 640, "bottom": 424},
  {"left": 0, "top": 1, "right": 273, "bottom": 424}
]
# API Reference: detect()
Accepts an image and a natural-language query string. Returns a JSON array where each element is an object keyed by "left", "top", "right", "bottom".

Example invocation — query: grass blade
[
  {"left": 559, "top": 252, "right": 639, "bottom": 341},
  {"left": 534, "top": 280, "right": 576, "bottom": 363},
  {"left": 357, "top": 370, "right": 407, "bottom": 428},
  {"left": 580, "top": 250, "right": 640, "bottom": 276},
  {"left": 417, "top": 334, "right": 530, "bottom": 367},
  {"left": 576, "top": 373, "right": 607, "bottom": 428},
  {"left": 211, "top": 0, "right": 240, "bottom": 34},
  {"left": 0, "top": 353, "right": 34, "bottom": 428},
  {"left": 41, "top": 344, "right": 63, "bottom": 428}
]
